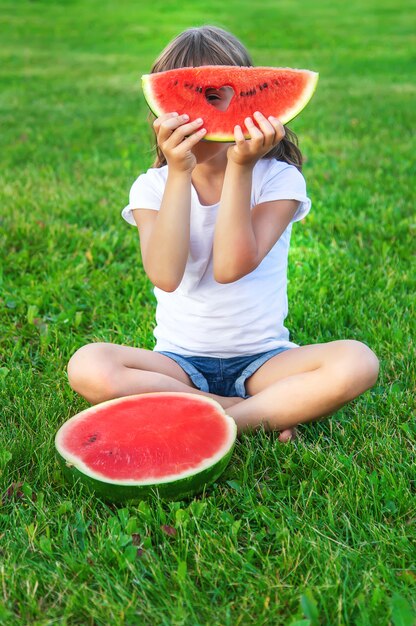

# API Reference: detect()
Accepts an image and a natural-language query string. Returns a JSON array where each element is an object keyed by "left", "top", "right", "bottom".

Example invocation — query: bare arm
[
  {"left": 213, "top": 112, "right": 299, "bottom": 283},
  {"left": 213, "top": 159, "right": 299, "bottom": 282},
  {"left": 133, "top": 171, "right": 192, "bottom": 292},
  {"left": 132, "top": 112, "right": 206, "bottom": 292}
]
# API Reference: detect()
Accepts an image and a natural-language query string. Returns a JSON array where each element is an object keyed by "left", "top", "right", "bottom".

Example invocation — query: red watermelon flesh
[
  {"left": 142, "top": 65, "right": 319, "bottom": 142},
  {"left": 55, "top": 392, "right": 237, "bottom": 501}
]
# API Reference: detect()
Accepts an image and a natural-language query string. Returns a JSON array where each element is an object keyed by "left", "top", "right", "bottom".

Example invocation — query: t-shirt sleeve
[
  {"left": 257, "top": 161, "right": 312, "bottom": 223},
  {"left": 121, "top": 170, "right": 162, "bottom": 226}
]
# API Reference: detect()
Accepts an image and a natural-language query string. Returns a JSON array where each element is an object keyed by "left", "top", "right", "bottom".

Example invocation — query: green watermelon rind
[
  {"left": 141, "top": 66, "right": 319, "bottom": 143},
  {"left": 277, "top": 69, "right": 319, "bottom": 129},
  {"left": 55, "top": 392, "right": 238, "bottom": 502},
  {"left": 55, "top": 442, "right": 235, "bottom": 502}
]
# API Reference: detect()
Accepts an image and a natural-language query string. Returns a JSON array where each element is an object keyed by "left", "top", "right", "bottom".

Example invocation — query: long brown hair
[{"left": 147, "top": 26, "right": 303, "bottom": 171}]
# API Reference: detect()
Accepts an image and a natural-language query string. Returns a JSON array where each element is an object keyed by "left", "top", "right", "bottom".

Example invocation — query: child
[{"left": 67, "top": 26, "right": 379, "bottom": 442}]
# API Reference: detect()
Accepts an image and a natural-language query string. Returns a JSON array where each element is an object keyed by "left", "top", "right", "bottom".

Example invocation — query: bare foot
[{"left": 278, "top": 427, "right": 298, "bottom": 443}]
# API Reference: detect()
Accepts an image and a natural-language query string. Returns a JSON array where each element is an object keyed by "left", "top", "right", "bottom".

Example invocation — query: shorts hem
[
  {"left": 234, "top": 347, "right": 291, "bottom": 399},
  {"left": 156, "top": 351, "right": 209, "bottom": 393},
  {"left": 156, "top": 347, "right": 293, "bottom": 399}
]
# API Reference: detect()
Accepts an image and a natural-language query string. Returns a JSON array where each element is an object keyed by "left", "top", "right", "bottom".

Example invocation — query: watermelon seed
[
  {"left": 83, "top": 433, "right": 98, "bottom": 445},
  {"left": 174, "top": 80, "right": 178, "bottom": 86},
  {"left": 263, "top": 83, "right": 268, "bottom": 88}
]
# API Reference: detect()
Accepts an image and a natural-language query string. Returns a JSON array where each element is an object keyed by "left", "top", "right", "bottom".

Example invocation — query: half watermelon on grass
[
  {"left": 142, "top": 65, "right": 319, "bottom": 142},
  {"left": 55, "top": 392, "right": 237, "bottom": 502}
]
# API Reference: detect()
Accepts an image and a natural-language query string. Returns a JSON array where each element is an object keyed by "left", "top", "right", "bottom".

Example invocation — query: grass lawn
[{"left": 0, "top": 0, "right": 415, "bottom": 624}]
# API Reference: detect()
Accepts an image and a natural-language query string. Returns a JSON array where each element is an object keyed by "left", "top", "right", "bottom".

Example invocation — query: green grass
[{"left": 1, "top": 0, "right": 415, "bottom": 624}]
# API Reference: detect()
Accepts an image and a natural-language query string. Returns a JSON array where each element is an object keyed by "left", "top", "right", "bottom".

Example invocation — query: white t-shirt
[{"left": 122, "top": 158, "right": 311, "bottom": 357}]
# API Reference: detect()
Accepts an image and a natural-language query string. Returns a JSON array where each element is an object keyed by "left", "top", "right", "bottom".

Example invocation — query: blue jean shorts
[{"left": 155, "top": 347, "right": 291, "bottom": 399}]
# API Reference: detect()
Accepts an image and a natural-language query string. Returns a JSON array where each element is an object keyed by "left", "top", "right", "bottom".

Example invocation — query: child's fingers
[
  {"left": 234, "top": 124, "right": 246, "bottom": 146},
  {"left": 152, "top": 112, "right": 179, "bottom": 133},
  {"left": 156, "top": 114, "right": 192, "bottom": 143},
  {"left": 179, "top": 127, "right": 207, "bottom": 151},
  {"left": 244, "top": 117, "right": 265, "bottom": 145},
  {"left": 253, "top": 111, "right": 277, "bottom": 145},
  {"left": 266, "top": 115, "right": 286, "bottom": 143},
  {"left": 163, "top": 118, "right": 204, "bottom": 149}
]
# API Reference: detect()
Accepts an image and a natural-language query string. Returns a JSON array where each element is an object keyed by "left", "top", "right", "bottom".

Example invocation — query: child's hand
[
  {"left": 227, "top": 111, "right": 285, "bottom": 167},
  {"left": 153, "top": 112, "right": 207, "bottom": 173}
]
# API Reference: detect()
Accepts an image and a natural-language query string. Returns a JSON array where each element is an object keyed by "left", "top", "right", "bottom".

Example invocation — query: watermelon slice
[
  {"left": 55, "top": 392, "right": 237, "bottom": 502},
  {"left": 142, "top": 65, "right": 319, "bottom": 142}
]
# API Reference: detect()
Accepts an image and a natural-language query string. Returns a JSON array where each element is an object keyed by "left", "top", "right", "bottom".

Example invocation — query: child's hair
[{"left": 148, "top": 26, "right": 303, "bottom": 171}]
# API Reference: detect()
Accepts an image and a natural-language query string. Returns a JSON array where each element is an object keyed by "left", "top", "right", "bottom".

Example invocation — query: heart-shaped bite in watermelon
[{"left": 142, "top": 65, "right": 319, "bottom": 142}]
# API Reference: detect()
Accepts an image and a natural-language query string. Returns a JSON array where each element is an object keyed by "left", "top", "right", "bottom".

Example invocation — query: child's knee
[
  {"left": 363, "top": 344, "right": 380, "bottom": 387},
  {"left": 67, "top": 343, "right": 119, "bottom": 403},
  {"left": 334, "top": 340, "right": 379, "bottom": 398},
  {"left": 349, "top": 340, "right": 379, "bottom": 388}
]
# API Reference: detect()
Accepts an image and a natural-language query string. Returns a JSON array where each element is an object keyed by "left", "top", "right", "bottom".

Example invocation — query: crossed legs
[
  {"left": 227, "top": 340, "right": 379, "bottom": 435},
  {"left": 67, "top": 340, "right": 379, "bottom": 440}
]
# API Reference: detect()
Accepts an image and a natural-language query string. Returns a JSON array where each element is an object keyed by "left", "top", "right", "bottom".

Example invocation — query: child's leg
[
  {"left": 67, "top": 342, "right": 241, "bottom": 410},
  {"left": 227, "top": 339, "right": 379, "bottom": 436}
]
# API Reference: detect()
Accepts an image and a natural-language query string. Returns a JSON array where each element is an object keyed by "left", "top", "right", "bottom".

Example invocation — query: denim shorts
[{"left": 156, "top": 347, "right": 292, "bottom": 399}]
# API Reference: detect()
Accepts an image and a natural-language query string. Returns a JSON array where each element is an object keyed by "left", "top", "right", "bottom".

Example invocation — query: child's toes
[{"left": 278, "top": 428, "right": 297, "bottom": 443}]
